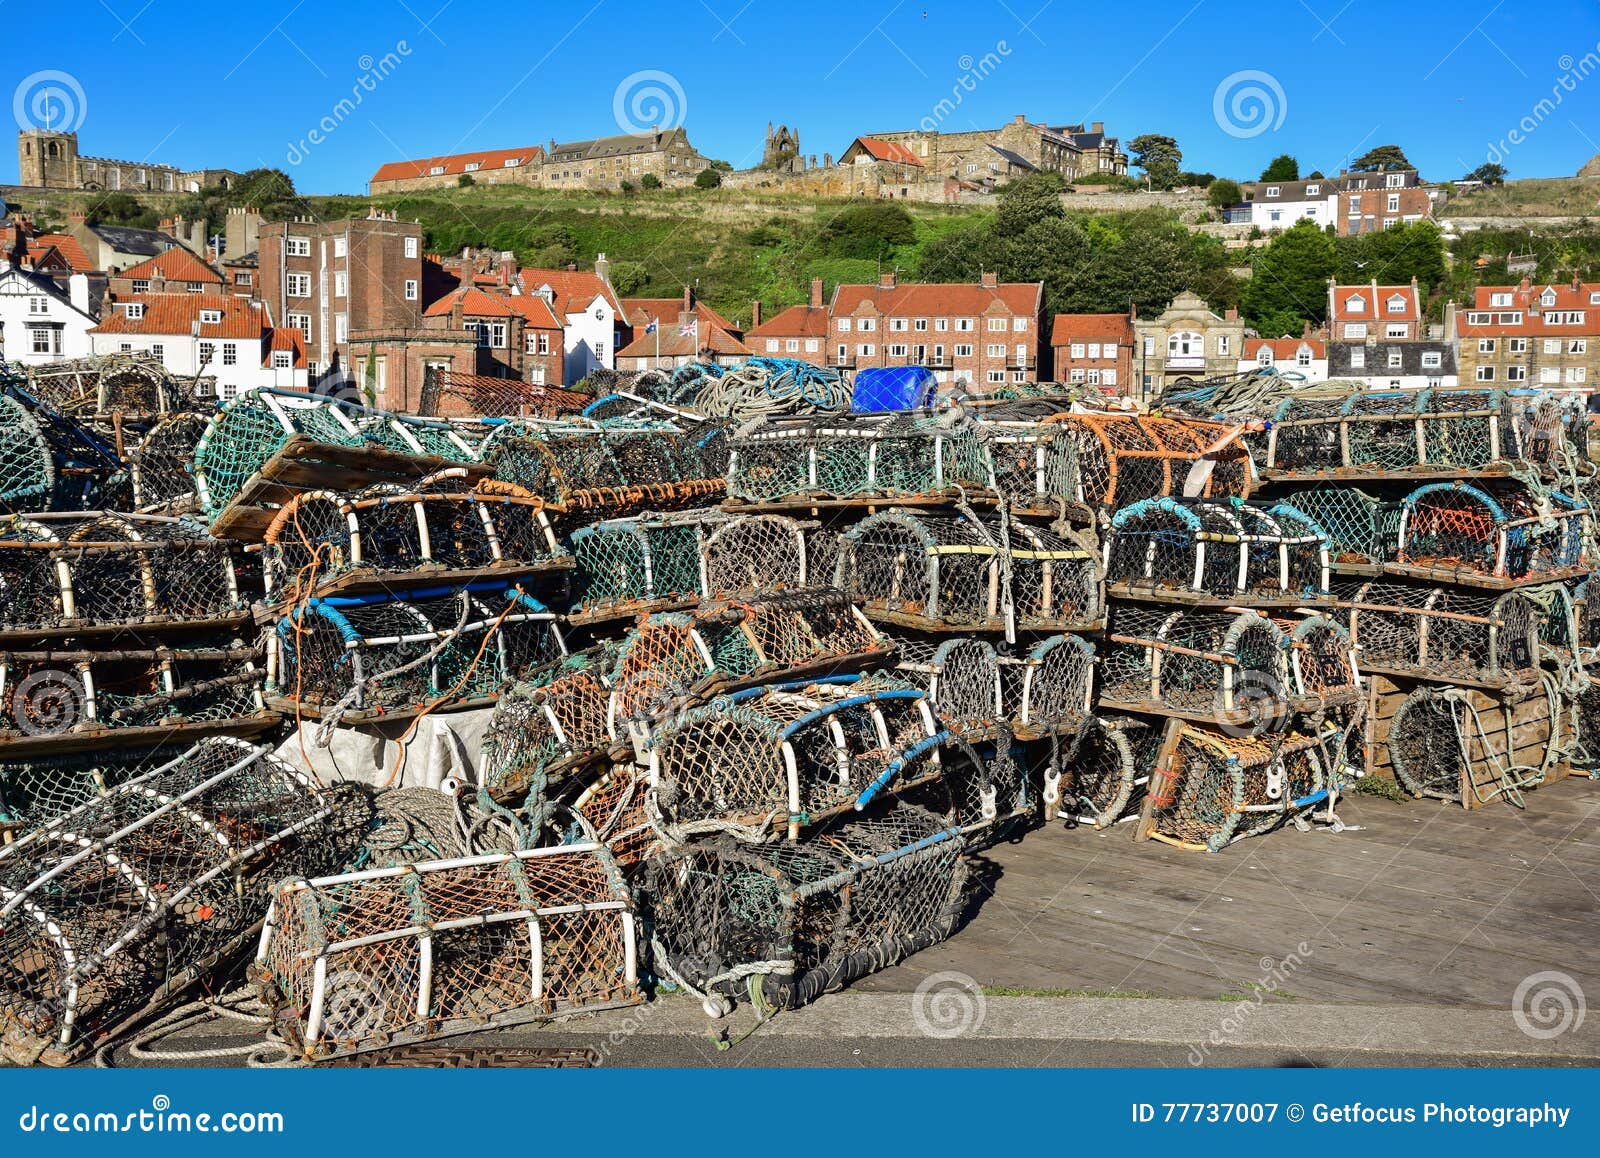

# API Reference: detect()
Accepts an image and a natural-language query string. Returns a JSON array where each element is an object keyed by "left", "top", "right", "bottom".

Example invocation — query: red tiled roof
[
  {"left": 505, "top": 293, "right": 562, "bottom": 329},
  {"left": 263, "top": 326, "right": 307, "bottom": 369},
  {"left": 28, "top": 233, "right": 95, "bottom": 272},
  {"left": 1244, "top": 336, "right": 1326, "bottom": 360},
  {"left": 833, "top": 279, "right": 1042, "bottom": 319},
  {"left": 622, "top": 297, "right": 738, "bottom": 334},
  {"left": 747, "top": 303, "right": 830, "bottom": 339},
  {"left": 422, "top": 285, "right": 520, "bottom": 318},
  {"left": 1050, "top": 312, "right": 1133, "bottom": 347},
  {"left": 616, "top": 321, "right": 750, "bottom": 360},
  {"left": 92, "top": 293, "right": 269, "bottom": 339},
  {"left": 1330, "top": 283, "right": 1419, "bottom": 324},
  {"left": 371, "top": 145, "right": 544, "bottom": 184},
  {"left": 1458, "top": 281, "right": 1600, "bottom": 337},
  {"left": 851, "top": 138, "right": 923, "bottom": 167},
  {"left": 116, "top": 246, "right": 223, "bottom": 286},
  {"left": 517, "top": 269, "right": 621, "bottom": 317}
]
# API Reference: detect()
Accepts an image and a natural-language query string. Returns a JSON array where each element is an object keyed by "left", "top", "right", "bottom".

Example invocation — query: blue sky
[{"left": 17, "top": 0, "right": 1600, "bottom": 193}]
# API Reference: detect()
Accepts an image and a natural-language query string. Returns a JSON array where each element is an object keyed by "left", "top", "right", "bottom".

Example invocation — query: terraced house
[
  {"left": 368, "top": 128, "right": 712, "bottom": 193},
  {"left": 1456, "top": 277, "right": 1600, "bottom": 391}
]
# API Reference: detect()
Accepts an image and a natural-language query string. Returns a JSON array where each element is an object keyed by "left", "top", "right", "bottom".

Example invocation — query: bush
[
  {"left": 457, "top": 173, "right": 475, "bottom": 187},
  {"left": 619, "top": 180, "right": 634, "bottom": 194},
  {"left": 695, "top": 167, "right": 722, "bottom": 190},
  {"left": 640, "top": 173, "right": 662, "bottom": 190}
]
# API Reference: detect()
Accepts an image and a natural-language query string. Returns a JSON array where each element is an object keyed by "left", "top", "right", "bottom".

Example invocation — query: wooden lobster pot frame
[
  {"left": 1099, "top": 607, "right": 1291, "bottom": 726},
  {"left": 1391, "top": 481, "right": 1590, "bottom": 587},
  {"left": 1104, "top": 498, "right": 1331, "bottom": 606},
  {"left": 644, "top": 803, "right": 968, "bottom": 1015},
  {"left": 725, "top": 413, "right": 996, "bottom": 507},
  {"left": 193, "top": 388, "right": 484, "bottom": 540},
  {"left": 1260, "top": 387, "right": 1587, "bottom": 480},
  {"left": 254, "top": 843, "right": 641, "bottom": 1062},
  {"left": 1040, "top": 715, "right": 1155, "bottom": 829},
  {"left": 1039, "top": 413, "right": 1254, "bottom": 510},
  {"left": 479, "top": 657, "right": 617, "bottom": 803},
  {"left": 1278, "top": 486, "right": 1402, "bottom": 574},
  {"left": 1386, "top": 681, "right": 1574, "bottom": 809},
  {"left": 0, "top": 512, "right": 247, "bottom": 644},
  {"left": 1344, "top": 581, "right": 1540, "bottom": 690},
  {"left": 486, "top": 426, "right": 724, "bottom": 517},
  {"left": 0, "top": 642, "right": 272, "bottom": 756},
  {"left": 261, "top": 472, "right": 569, "bottom": 606},
  {"left": 1135, "top": 722, "right": 1335, "bottom": 852},
  {"left": 836, "top": 509, "right": 1105, "bottom": 634},
  {"left": 1010, "top": 633, "right": 1097, "bottom": 740},
  {"left": 128, "top": 412, "right": 209, "bottom": 513},
  {"left": 0, "top": 737, "right": 337, "bottom": 1067},
  {"left": 267, "top": 586, "right": 567, "bottom": 723}
]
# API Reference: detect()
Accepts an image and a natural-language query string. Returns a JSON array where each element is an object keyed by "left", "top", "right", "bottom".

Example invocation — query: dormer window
[
  {"left": 1257, "top": 347, "right": 1274, "bottom": 366},
  {"left": 1541, "top": 289, "right": 1558, "bottom": 308},
  {"left": 1386, "top": 294, "right": 1408, "bottom": 314},
  {"left": 1386, "top": 172, "right": 1404, "bottom": 187},
  {"left": 1266, "top": 186, "right": 1280, "bottom": 197},
  {"left": 1490, "top": 292, "right": 1513, "bottom": 307},
  {"left": 464, "top": 162, "right": 480, "bottom": 172},
  {"left": 1344, "top": 295, "right": 1366, "bottom": 313},
  {"left": 1306, "top": 184, "right": 1320, "bottom": 196},
  {"left": 124, "top": 303, "right": 144, "bottom": 319},
  {"left": 200, "top": 309, "right": 222, "bottom": 324}
]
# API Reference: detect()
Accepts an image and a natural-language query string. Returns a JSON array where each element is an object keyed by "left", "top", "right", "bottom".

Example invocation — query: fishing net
[
  {"left": 0, "top": 736, "right": 338, "bottom": 1066},
  {"left": 1100, "top": 606, "right": 1288, "bottom": 722},
  {"left": 701, "top": 513, "right": 815, "bottom": 596},
  {"left": 1276, "top": 487, "right": 1401, "bottom": 569},
  {"left": 569, "top": 511, "right": 716, "bottom": 621},
  {"left": 478, "top": 655, "right": 617, "bottom": 804},
  {"left": 487, "top": 427, "right": 724, "bottom": 516},
  {"left": 1039, "top": 413, "right": 1254, "bottom": 509},
  {"left": 0, "top": 394, "right": 55, "bottom": 513},
  {"left": 1011, "top": 633, "right": 1097, "bottom": 740},
  {"left": 644, "top": 801, "right": 968, "bottom": 1013},
  {"left": 268, "top": 587, "right": 566, "bottom": 721},
  {"left": 1041, "top": 715, "right": 1155, "bottom": 829},
  {"left": 262, "top": 474, "right": 567, "bottom": 605},
  {"left": 254, "top": 842, "right": 640, "bottom": 1062},
  {"left": 23, "top": 354, "right": 191, "bottom": 417},
  {"left": 0, "top": 513, "right": 245, "bottom": 637},
  {"left": 1274, "top": 613, "right": 1361, "bottom": 707},
  {"left": 1395, "top": 481, "right": 1589, "bottom": 583},
  {"left": 888, "top": 634, "right": 1003, "bottom": 734},
  {"left": 128, "top": 412, "right": 209, "bottom": 512},
  {"left": 1142, "top": 724, "right": 1331, "bottom": 852},
  {"left": 1104, "top": 498, "right": 1329, "bottom": 602},
  {"left": 1344, "top": 582, "right": 1539, "bottom": 687},
  {"left": 0, "top": 739, "right": 206, "bottom": 837},
  {"left": 837, "top": 509, "right": 1104, "bottom": 633}
]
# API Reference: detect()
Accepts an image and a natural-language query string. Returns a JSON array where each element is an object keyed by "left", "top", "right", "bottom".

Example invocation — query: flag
[
  {"left": 645, "top": 319, "right": 658, "bottom": 334},
  {"left": 678, "top": 318, "right": 698, "bottom": 338}
]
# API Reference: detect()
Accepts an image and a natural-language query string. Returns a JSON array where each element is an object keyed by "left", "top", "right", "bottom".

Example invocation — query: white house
[
  {"left": 1236, "top": 177, "right": 1337, "bottom": 231},
  {"left": 89, "top": 292, "right": 307, "bottom": 397},
  {"left": 1239, "top": 335, "right": 1328, "bottom": 383},
  {"left": 516, "top": 259, "right": 622, "bottom": 383},
  {"left": 0, "top": 265, "right": 97, "bottom": 364}
]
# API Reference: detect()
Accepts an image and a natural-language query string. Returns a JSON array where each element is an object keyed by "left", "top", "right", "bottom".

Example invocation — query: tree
[
  {"left": 694, "top": 166, "right": 722, "bottom": 189},
  {"left": 618, "top": 180, "right": 634, "bottom": 194},
  {"left": 85, "top": 193, "right": 158, "bottom": 229},
  {"left": 1307, "top": 170, "right": 1326, "bottom": 180},
  {"left": 1180, "top": 171, "right": 1217, "bottom": 187},
  {"left": 994, "top": 172, "right": 1065, "bottom": 237},
  {"left": 1334, "top": 220, "right": 1447, "bottom": 295},
  {"left": 1128, "top": 134, "right": 1183, "bottom": 191},
  {"left": 1351, "top": 145, "right": 1414, "bottom": 173},
  {"left": 640, "top": 173, "right": 662, "bottom": 190},
  {"left": 1207, "top": 179, "right": 1243, "bottom": 211},
  {"left": 816, "top": 202, "right": 917, "bottom": 260},
  {"left": 1463, "top": 162, "right": 1507, "bottom": 186},
  {"left": 1260, "top": 155, "right": 1299, "bottom": 182},
  {"left": 1241, "top": 220, "right": 1336, "bottom": 333}
]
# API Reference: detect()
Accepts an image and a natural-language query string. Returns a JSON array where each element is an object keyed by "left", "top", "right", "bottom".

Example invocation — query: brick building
[
  {"left": 107, "top": 247, "right": 223, "bottom": 297},
  {"left": 1456, "top": 277, "right": 1600, "bottom": 391},
  {"left": 1327, "top": 277, "right": 1457, "bottom": 388},
  {"left": 1049, "top": 311, "right": 1135, "bottom": 396},
  {"left": 746, "top": 278, "right": 830, "bottom": 361},
  {"left": 829, "top": 272, "right": 1043, "bottom": 389},
  {"left": 1336, "top": 170, "right": 1435, "bottom": 236}
]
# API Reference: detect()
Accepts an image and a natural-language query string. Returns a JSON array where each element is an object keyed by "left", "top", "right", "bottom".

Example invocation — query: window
[
  {"left": 1386, "top": 324, "right": 1409, "bottom": 338},
  {"left": 987, "top": 318, "right": 1007, "bottom": 332},
  {"left": 1258, "top": 347, "right": 1275, "bottom": 366},
  {"left": 764, "top": 339, "right": 779, "bottom": 353},
  {"left": 1167, "top": 331, "right": 1203, "bottom": 358},
  {"left": 1591, "top": 292, "right": 1600, "bottom": 305},
  {"left": 1490, "top": 292, "right": 1514, "bottom": 307},
  {"left": 1070, "top": 343, "right": 1085, "bottom": 359},
  {"left": 890, "top": 344, "right": 909, "bottom": 357},
  {"left": 1422, "top": 351, "right": 1442, "bottom": 369},
  {"left": 986, "top": 343, "right": 1005, "bottom": 356},
  {"left": 29, "top": 327, "right": 58, "bottom": 355},
  {"left": 1086, "top": 343, "right": 1101, "bottom": 359},
  {"left": 119, "top": 343, "right": 132, "bottom": 353},
  {"left": 27, "top": 296, "right": 47, "bottom": 315},
  {"left": 490, "top": 321, "right": 507, "bottom": 348},
  {"left": 125, "top": 303, "right": 144, "bottom": 319},
  {"left": 1541, "top": 367, "right": 1561, "bottom": 383},
  {"left": 857, "top": 318, "right": 876, "bottom": 332},
  {"left": 785, "top": 339, "right": 799, "bottom": 352},
  {"left": 1298, "top": 348, "right": 1313, "bottom": 367},
  {"left": 1387, "top": 348, "right": 1403, "bottom": 369},
  {"left": 1386, "top": 172, "right": 1405, "bottom": 188},
  {"left": 132, "top": 279, "right": 151, "bottom": 294},
  {"left": 429, "top": 166, "right": 445, "bottom": 176},
  {"left": 1506, "top": 366, "right": 1527, "bottom": 381},
  {"left": 1306, "top": 184, "right": 1320, "bottom": 196},
  {"left": 1103, "top": 369, "right": 1117, "bottom": 386},
  {"left": 287, "top": 313, "right": 311, "bottom": 339},
  {"left": 200, "top": 309, "right": 222, "bottom": 324},
  {"left": 1069, "top": 368, "right": 1086, "bottom": 383},
  {"left": 272, "top": 351, "right": 292, "bottom": 370},
  {"left": 1344, "top": 295, "right": 1366, "bottom": 313},
  {"left": 199, "top": 341, "right": 215, "bottom": 365},
  {"left": 1386, "top": 295, "right": 1408, "bottom": 314},
  {"left": 1571, "top": 340, "right": 1588, "bottom": 355},
  {"left": 1266, "top": 186, "right": 1280, "bottom": 197},
  {"left": 235, "top": 271, "right": 253, "bottom": 287},
  {"left": 1343, "top": 323, "right": 1367, "bottom": 339},
  {"left": 1015, "top": 343, "right": 1028, "bottom": 362},
  {"left": 1509, "top": 338, "right": 1528, "bottom": 354},
  {"left": 836, "top": 344, "right": 848, "bottom": 362},
  {"left": 1545, "top": 339, "right": 1561, "bottom": 354},
  {"left": 1541, "top": 289, "right": 1558, "bottom": 308},
  {"left": 956, "top": 318, "right": 974, "bottom": 331},
  {"left": 1569, "top": 367, "right": 1589, "bottom": 383},
  {"left": 837, "top": 319, "right": 852, "bottom": 332},
  {"left": 954, "top": 344, "right": 974, "bottom": 357},
  {"left": 987, "top": 370, "right": 1005, "bottom": 383},
  {"left": 404, "top": 279, "right": 418, "bottom": 301},
  {"left": 222, "top": 343, "right": 238, "bottom": 366},
  {"left": 1387, "top": 194, "right": 1400, "bottom": 213},
  {"left": 858, "top": 344, "right": 875, "bottom": 357},
  {"left": 1350, "top": 349, "right": 1365, "bottom": 369},
  {"left": 914, "top": 319, "right": 928, "bottom": 331},
  {"left": 286, "top": 237, "right": 310, "bottom": 257},
  {"left": 537, "top": 334, "right": 550, "bottom": 356},
  {"left": 1476, "top": 365, "right": 1495, "bottom": 381},
  {"left": 334, "top": 314, "right": 348, "bottom": 343},
  {"left": 805, "top": 339, "right": 818, "bottom": 354},
  {"left": 934, "top": 318, "right": 949, "bottom": 332},
  {"left": 1143, "top": 337, "right": 1155, "bottom": 356},
  {"left": 464, "top": 162, "right": 480, "bottom": 172},
  {"left": 933, "top": 345, "right": 945, "bottom": 363},
  {"left": 1478, "top": 338, "right": 1497, "bottom": 353},
  {"left": 334, "top": 272, "right": 347, "bottom": 298},
  {"left": 287, "top": 273, "right": 310, "bottom": 297},
  {"left": 404, "top": 237, "right": 419, "bottom": 259},
  {"left": 333, "top": 237, "right": 347, "bottom": 258},
  {"left": 1216, "top": 335, "right": 1230, "bottom": 356},
  {"left": 889, "top": 318, "right": 908, "bottom": 332}
]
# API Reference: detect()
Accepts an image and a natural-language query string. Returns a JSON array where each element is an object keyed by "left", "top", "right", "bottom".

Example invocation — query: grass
[
  {"left": 1345, "top": 775, "right": 1411, "bottom": 803},
  {"left": 1441, "top": 176, "right": 1600, "bottom": 218}
]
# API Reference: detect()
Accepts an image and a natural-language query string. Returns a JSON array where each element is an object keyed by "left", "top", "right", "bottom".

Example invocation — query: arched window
[{"left": 1168, "top": 331, "right": 1203, "bottom": 357}]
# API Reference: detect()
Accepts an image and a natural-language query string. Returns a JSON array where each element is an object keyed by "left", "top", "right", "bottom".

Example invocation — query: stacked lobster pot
[{"left": 1260, "top": 385, "right": 1596, "bottom": 810}]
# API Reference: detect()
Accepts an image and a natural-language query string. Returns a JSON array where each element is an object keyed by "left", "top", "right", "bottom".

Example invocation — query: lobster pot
[
  {"left": 129, "top": 413, "right": 208, "bottom": 513},
  {"left": 479, "top": 659, "right": 616, "bottom": 802},
  {"left": 487, "top": 428, "right": 723, "bottom": 514},
  {"left": 261, "top": 477, "right": 566, "bottom": 604},
  {"left": 1387, "top": 684, "right": 1573, "bottom": 809},
  {"left": 0, "top": 396, "right": 58, "bottom": 514},
  {"left": 609, "top": 592, "right": 888, "bottom": 740},
  {"left": 727, "top": 413, "right": 992, "bottom": 505},
  {"left": 567, "top": 766, "right": 657, "bottom": 868},
  {"left": 645, "top": 802, "right": 968, "bottom": 1013},
  {"left": 982, "top": 423, "right": 1082, "bottom": 514},
  {"left": 1140, "top": 724, "right": 1332, "bottom": 852},
  {"left": 0, "top": 513, "right": 244, "bottom": 637},
  {"left": 0, "top": 644, "right": 266, "bottom": 742},
  {"left": 1346, "top": 582, "right": 1539, "bottom": 687},
  {"left": 1041, "top": 716, "right": 1154, "bottom": 828},
  {"left": 700, "top": 513, "right": 814, "bottom": 597},
  {"left": 1009, "top": 634, "right": 1096, "bottom": 740},
  {"left": 0, "top": 737, "right": 337, "bottom": 1067},
  {"left": 1572, "top": 683, "right": 1600, "bottom": 771},
  {"left": 1104, "top": 498, "right": 1329, "bottom": 603},
  {"left": 193, "top": 389, "right": 480, "bottom": 519},
  {"left": 1570, "top": 576, "right": 1600, "bottom": 667},
  {"left": 1274, "top": 614, "right": 1361, "bottom": 705},
  {"left": 1040, "top": 413, "right": 1253, "bottom": 510},
  {"left": 23, "top": 354, "right": 190, "bottom": 416},
  {"left": 570, "top": 511, "right": 715, "bottom": 620},
  {"left": 1279, "top": 487, "right": 1401, "bottom": 570},
  {"left": 888, "top": 634, "right": 1004, "bottom": 733},
  {"left": 837, "top": 509, "right": 1104, "bottom": 633},
  {"left": 645, "top": 676, "right": 998, "bottom": 841},
  {"left": 1099, "top": 607, "right": 1288, "bottom": 720},
  {"left": 0, "top": 741, "right": 202, "bottom": 837},
  {"left": 254, "top": 843, "right": 641, "bottom": 1062},
  {"left": 1395, "top": 482, "right": 1589, "bottom": 584},
  {"left": 269, "top": 588, "right": 566, "bottom": 719}
]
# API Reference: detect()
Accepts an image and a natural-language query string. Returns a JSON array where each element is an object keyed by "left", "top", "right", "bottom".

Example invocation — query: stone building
[
  {"left": 1455, "top": 277, "right": 1597, "bottom": 391},
  {"left": 368, "top": 128, "right": 713, "bottom": 194},
  {"left": 761, "top": 122, "right": 802, "bottom": 172},
  {"left": 866, "top": 116, "right": 1127, "bottom": 186},
  {"left": 17, "top": 129, "right": 238, "bottom": 192},
  {"left": 1131, "top": 291, "right": 1246, "bottom": 399}
]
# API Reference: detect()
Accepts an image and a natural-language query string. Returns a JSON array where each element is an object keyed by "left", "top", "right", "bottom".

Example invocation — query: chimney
[
  {"left": 683, "top": 284, "right": 695, "bottom": 311},
  {"left": 69, "top": 272, "right": 90, "bottom": 316},
  {"left": 879, "top": 271, "right": 896, "bottom": 289},
  {"left": 1014, "top": 114, "right": 1026, "bottom": 124},
  {"left": 1129, "top": 301, "right": 1138, "bottom": 320},
  {"left": 1302, "top": 319, "right": 1312, "bottom": 340},
  {"left": 595, "top": 252, "right": 611, "bottom": 285},
  {"left": 979, "top": 271, "right": 998, "bottom": 289},
  {"left": 1225, "top": 307, "right": 1239, "bottom": 321},
  {"left": 68, "top": 210, "right": 86, "bottom": 224},
  {"left": 750, "top": 300, "right": 762, "bottom": 328},
  {"left": 1091, "top": 121, "right": 1104, "bottom": 134},
  {"left": 810, "top": 277, "right": 824, "bottom": 309}
]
